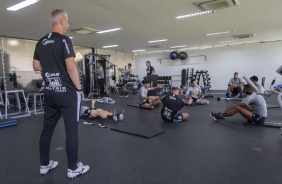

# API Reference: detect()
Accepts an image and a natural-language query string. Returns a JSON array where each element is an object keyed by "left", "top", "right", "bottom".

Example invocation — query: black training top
[
  {"left": 34, "top": 32, "right": 76, "bottom": 93},
  {"left": 146, "top": 65, "right": 155, "bottom": 76},
  {"left": 161, "top": 93, "right": 185, "bottom": 119}
]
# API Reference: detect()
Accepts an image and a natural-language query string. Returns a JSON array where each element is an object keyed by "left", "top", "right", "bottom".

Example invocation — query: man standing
[
  {"left": 33, "top": 9, "right": 89, "bottom": 178},
  {"left": 146, "top": 61, "right": 156, "bottom": 77},
  {"left": 93, "top": 62, "right": 108, "bottom": 95},
  {"left": 161, "top": 86, "right": 189, "bottom": 122},
  {"left": 119, "top": 63, "right": 132, "bottom": 97}
]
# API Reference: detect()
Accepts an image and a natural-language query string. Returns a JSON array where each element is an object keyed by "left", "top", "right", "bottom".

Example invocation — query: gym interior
[{"left": 1, "top": 0, "right": 282, "bottom": 183}]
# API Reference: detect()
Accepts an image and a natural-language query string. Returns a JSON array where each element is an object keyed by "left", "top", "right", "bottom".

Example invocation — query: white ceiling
[{"left": 1, "top": 0, "right": 282, "bottom": 53}]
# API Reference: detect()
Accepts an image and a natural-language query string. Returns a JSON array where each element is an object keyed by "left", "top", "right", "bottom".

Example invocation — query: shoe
[
  {"left": 117, "top": 109, "right": 124, "bottom": 120},
  {"left": 40, "top": 160, "right": 58, "bottom": 174},
  {"left": 113, "top": 110, "right": 118, "bottom": 121},
  {"left": 210, "top": 111, "right": 220, "bottom": 121},
  {"left": 98, "top": 123, "right": 107, "bottom": 128},
  {"left": 83, "top": 120, "right": 94, "bottom": 125},
  {"left": 124, "top": 94, "right": 129, "bottom": 97},
  {"left": 235, "top": 94, "right": 240, "bottom": 98},
  {"left": 210, "top": 111, "right": 225, "bottom": 120},
  {"left": 206, "top": 101, "right": 209, "bottom": 104},
  {"left": 67, "top": 162, "right": 90, "bottom": 179}
]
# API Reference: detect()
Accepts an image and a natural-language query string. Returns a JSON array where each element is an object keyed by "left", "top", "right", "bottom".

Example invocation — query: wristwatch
[{"left": 76, "top": 88, "right": 83, "bottom": 91}]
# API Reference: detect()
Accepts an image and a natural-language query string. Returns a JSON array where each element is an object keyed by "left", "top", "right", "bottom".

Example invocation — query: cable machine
[{"left": 84, "top": 53, "right": 114, "bottom": 98}]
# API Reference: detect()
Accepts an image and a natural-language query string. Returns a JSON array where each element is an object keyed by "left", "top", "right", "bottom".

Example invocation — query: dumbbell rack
[
  {"left": 187, "top": 68, "right": 195, "bottom": 87},
  {"left": 195, "top": 70, "right": 212, "bottom": 98}
]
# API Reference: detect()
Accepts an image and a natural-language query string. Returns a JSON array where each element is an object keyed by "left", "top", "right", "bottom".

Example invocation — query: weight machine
[
  {"left": 0, "top": 48, "right": 30, "bottom": 119},
  {"left": 242, "top": 70, "right": 282, "bottom": 134},
  {"left": 84, "top": 53, "right": 113, "bottom": 98}
]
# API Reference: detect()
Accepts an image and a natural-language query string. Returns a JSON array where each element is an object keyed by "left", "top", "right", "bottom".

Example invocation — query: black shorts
[
  {"left": 161, "top": 112, "right": 183, "bottom": 123},
  {"left": 252, "top": 113, "right": 265, "bottom": 124},
  {"left": 82, "top": 107, "right": 98, "bottom": 119},
  {"left": 139, "top": 100, "right": 149, "bottom": 108},
  {"left": 122, "top": 80, "right": 128, "bottom": 86},
  {"left": 97, "top": 78, "right": 105, "bottom": 87},
  {"left": 189, "top": 97, "right": 198, "bottom": 103}
]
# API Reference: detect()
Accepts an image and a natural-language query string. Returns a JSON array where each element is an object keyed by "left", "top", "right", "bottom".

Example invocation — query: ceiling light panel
[
  {"left": 7, "top": 0, "right": 40, "bottom": 11},
  {"left": 206, "top": 31, "right": 234, "bottom": 36},
  {"left": 132, "top": 49, "right": 146, "bottom": 52},
  {"left": 96, "top": 28, "right": 122, "bottom": 34},
  {"left": 102, "top": 45, "right": 119, "bottom": 48},
  {"left": 174, "top": 10, "right": 215, "bottom": 19},
  {"left": 148, "top": 39, "right": 168, "bottom": 43}
]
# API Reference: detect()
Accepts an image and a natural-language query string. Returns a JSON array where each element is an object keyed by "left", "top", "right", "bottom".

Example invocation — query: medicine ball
[
  {"left": 179, "top": 52, "right": 188, "bottom": 60},
  {"left": 169, "top": 51, "right": 179, "bottom": 60}
]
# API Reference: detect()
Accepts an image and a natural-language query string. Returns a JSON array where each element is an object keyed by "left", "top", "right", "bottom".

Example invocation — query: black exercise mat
[
  {"left": 127, "top": 104, "right": 141, "bottom": 108},
  {"left": 243, "top": 121, "right": 282, "bottom": 128},
  {"left": 110, "top": 123, "right": 164, "bottom": 138}
]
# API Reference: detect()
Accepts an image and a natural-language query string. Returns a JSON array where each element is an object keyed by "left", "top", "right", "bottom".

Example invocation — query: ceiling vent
[
  {"left": 71, "top": 27, "right": 100, "bottom": 35},
  {"left": 147, "top": 45, "right": 165, "bottom": 48},
  {"left": 193, "top": 0, "right": 240, "bottom": 11},
  {"left": 232, "top": 33, "right": 255, "bottom": 39}
]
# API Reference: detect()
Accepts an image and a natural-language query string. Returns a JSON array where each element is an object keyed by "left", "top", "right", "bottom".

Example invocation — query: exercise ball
[
  {"left": 169, "top": 51, "right": 179, "bottom": 60},
  {"left": 179, "top": 52, "right": 188, "bottom": 60}
]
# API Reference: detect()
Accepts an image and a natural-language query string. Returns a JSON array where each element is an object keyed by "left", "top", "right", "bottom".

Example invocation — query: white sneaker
[
  {"left": 113, "top": 110, "right": 118, "bottom": 121},
  {"left": 118, "top": 109, "right": 124, "bottom": 120},
  {"left": 40, "top": 160, "right": 58, "bottom": 174},
  {"left": 67, "top": 162, "right": 90, "bottom": 179},
  {"left": 83, "top": 120, "right": 94, "bottom": 125}
]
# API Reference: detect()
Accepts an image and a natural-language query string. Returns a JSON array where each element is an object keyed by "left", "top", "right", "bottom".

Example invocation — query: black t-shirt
[
  {"left": 161, "top": 93, "right": 185, "bottom": 121},
  {"left": 146, "top": 66, "right": 155, "bottom": 76},
  {"left": 33, "top": 32, "right": 76, "bottom": 93}
]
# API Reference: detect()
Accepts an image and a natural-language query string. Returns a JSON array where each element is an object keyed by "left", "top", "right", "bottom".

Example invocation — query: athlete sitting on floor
[
  {"left": 226, "top": 72, "right": 243, "bottom": 98},
  {"left": 210, "top": 84, "right": 267, "bottom": 124},
  {"left": 138, "top": 80, "right": 163, "bottom": 109},
  {"left": 161, "top": 86, "right": 189, "bottom": 122},
  {"left": 184, "top": 79, "right": 209, "bottom": 105},
  {"left": 80, "top": 100, "right": 124, "bottom": 121},
  {"left": 250, "top": 75, "right": 265, "bottom": 93}
]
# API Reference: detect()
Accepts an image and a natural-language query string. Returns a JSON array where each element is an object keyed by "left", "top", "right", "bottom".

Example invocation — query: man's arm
[
  {"left": 93, "top": 69, "right": 101, "bottom": 74},
  {"left": 149, "top": 86, "right": 163, "bottom": 90},
  {"left": 65, "top": 57, "right": 81, "bottom": 91},
  {"left": 91, "top": 100, "right": 96, "bottom": 109},
  {"left": 33, "top": 59, "right": 42, "bottom": 71},
  {"left": 152, "top": 66, "right": 156, "bottom": 74}
]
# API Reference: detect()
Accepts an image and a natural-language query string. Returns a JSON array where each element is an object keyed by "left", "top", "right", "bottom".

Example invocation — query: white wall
[{"left": 135, "top": 42, "right": 282, "bottom": 90}]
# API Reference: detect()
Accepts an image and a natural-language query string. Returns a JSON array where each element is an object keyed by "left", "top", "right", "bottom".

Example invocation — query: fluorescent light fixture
[
  {"left": 170, "top": 45, "right": 187, "bottom": 49},
  {"left": 7, "top": 0, "right": 40, "bottom": 11},
  {"left": 220, "top": 39, "right": 240, "bottom": 43},
  {"left": 102, "top": 45, "right": 119, "bottom": 48},
  {"left": 148, "top": 39, "right": 168, "bottom": 43},
  {"left": 206, "top": 31, "right": 234, "bottom": 36},
  {"left": 96, "top": 28, "right": 122, "bottom": 34},
  {"left": 174, "top": 10, "right": 215, "bottom": 19},
  {"left": 132, "top": 49, "right": 146, "bottom": 52}
]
